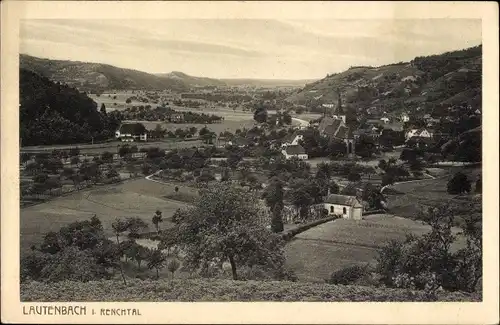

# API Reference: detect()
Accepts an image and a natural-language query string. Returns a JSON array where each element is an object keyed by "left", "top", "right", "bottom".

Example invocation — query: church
[{"left": 317, "top": 91, "right": 357, "bottom": 157}]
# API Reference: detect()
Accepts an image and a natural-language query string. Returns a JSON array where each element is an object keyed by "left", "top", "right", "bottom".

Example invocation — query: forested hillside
[
  {"left": 20, "top": 54, "right": 188, "bottom": 92},
  {"left": 20, "top": 69, "right": 121, "bottom": 146},
  {"left": 288, "top": 45, "right": 482, "bottom": 115}
]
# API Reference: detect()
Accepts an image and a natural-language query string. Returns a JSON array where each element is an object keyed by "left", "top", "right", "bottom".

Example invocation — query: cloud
[{"left": 19, "top": 19, "right": 482, "bottom": 79}]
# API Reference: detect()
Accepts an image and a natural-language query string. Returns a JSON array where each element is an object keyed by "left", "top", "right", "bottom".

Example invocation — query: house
[
  {"left": 353, "top": 128, "right": 380, "bottom": 140},
  {"left": 281, "top": 145, "right": 308, "bottom": 160},
  {"left": 380, "top": 117, "right": 390, "bottom": 124},
  {"left": 323, "top": 194, "right": 363, "bottom": 220},
  {"left": 281, "top": 131, "right": 304, "bottom": 147},
  {"left": 115, "top": 123, "right": 148, "bottom": 142},
  {"left": 426, "top": 117, "right": 440, "bottom": 127},
  {"left": 167, "top": 112, "right": 184, "bottom": 123},
  {"left": 400, "top": 112, "right": 410, "bottom": 122},
  {"left": 228, "top": 137, "right": 250, "bottom": 148},
  {"left": 405, "top": 128, "right": 433, "bottom": 142}
]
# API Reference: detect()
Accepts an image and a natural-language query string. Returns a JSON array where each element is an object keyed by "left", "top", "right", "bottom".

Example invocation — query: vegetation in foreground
[{"left": 21, "top": 278, "right": 479, "bottom": 302}]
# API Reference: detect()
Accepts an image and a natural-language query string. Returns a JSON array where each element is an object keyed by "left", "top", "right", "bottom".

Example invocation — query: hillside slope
[
  {"left": 21, "top": 278, "right": 479, "bottom": 302},
  {"left": 20, "top": 69, "right": 120, "bottom": 146},
  {"left": 20, "top": 54, "right": 188, "bottom": 92},
  {"left": 288, "top": 45, "right": 482, "bottom": 115},
  {"left": 156, "top": 71, "right": 227, "bottom": 87}
]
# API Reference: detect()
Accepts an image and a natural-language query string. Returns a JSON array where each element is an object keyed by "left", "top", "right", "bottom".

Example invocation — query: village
[{"left": 17, "top": 19, "right": 483, "bottom": 303}]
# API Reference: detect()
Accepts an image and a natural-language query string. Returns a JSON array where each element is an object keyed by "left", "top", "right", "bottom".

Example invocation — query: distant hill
[
  {"left": 222, "top": 78, "right": 317, "bottom": 88},
  {"left": 155, "top": 71, "right": 227, "bottom": 87},
  {"left": 288, "top": 45, "right": 482, "bottom": 115},
  {"left": 20, "top": 54, "right": 188, "bottom": 92}
]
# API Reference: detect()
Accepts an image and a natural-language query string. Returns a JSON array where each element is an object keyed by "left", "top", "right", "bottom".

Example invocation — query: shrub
[
  {"left": 328, "top": 265, "right": 370, "bottom": 285},
  {"left": 447, "top": 172, "right": 471, "bottom": 194}
]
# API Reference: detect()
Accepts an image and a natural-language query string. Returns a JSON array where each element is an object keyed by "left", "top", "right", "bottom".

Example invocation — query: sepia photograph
[{"left": 1, "top": 1, "right": 498, "bottom": 324}]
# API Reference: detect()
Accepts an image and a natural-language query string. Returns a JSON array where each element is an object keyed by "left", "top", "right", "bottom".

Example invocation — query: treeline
[
  {"left": 20, "top": 69, "right": 121, "bottom": 146},
  {"left": 111, "top": 105, "right": 222, "bottom": 124},
  {"left": 181, "top": 93, "right": 252, "bottom": 102}
]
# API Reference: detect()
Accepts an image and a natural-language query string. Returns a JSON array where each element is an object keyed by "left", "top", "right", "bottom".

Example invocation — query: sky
[{"left": 19, "top": 19, "right": 482, "bottom": 80}]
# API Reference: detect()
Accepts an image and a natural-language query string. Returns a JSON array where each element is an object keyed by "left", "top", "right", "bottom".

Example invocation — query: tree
[
  {"left": 376, "top": 204, "right": 482, "bottom": 294},
  {"left": 111, "top": 218, "right": 129, "bottom": 245},
  {"left": 227, "top": 152, "right": 243, "bottom": 169},
  {"left": 329, "top": 181, "right": 340, "bottom": 194},
  {"left": 381, "top": 173, "right": 395, "bottom": 187},
  {"left": 69, "top": 147, "right": 80, "bottom": 157},
  {"left": 315, "top": 162, "right": 332, "bottom": 180},
  {"left": 100, "top": 103, "right": 107, "bottom": 115},
  {"left": 152, "top": 210, "right": 163, "bottom": 233},
  {"left": 447, "top": 172, "right": 471, "bottom": 194},
  {"left": 262, "top": 177, "right": 285, "bottom": 232},
  {"left": 282, "top": 112, "right": 292, "bottom": 125},
  {"left": 341, "top": 183, "right": 358, "bottom": 196},
  {"left": 106, "top": 168, "right": 119, "bottom": 180},
  {"left": 167, "top": 258, "right": 181, "bottom": 279},
  {"left": 147, "top": 248, "right": 166, "bottom": 279},
  {"left": 253, "top": 105, "right": 268, "bottom": 123},
  {"left": 347, "top": 172, "right": 361, "bottom": 182},
  {"left": 289, "top": 185, "right": 313, "bottom": 220},
  {"left": 70, "top": 156, "right": 80, "bottom": 165},
  {"left": 475, "top": 175, "right": 482, "bottom": 193},
  {"left": 163, "top": 183, "right": 286, "bottom": 280},
  {"left": 125, "top": 217, "right": 149, "bottom": 238}
]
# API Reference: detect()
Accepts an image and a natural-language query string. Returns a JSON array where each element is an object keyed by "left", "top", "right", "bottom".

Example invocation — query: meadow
[
  {"left": 285, "top": 214, "right": 465, "bottom": 282},
  {"left": 20, "top": 178, "right": 192, "bottom": 254},
  {"left": 386, "top": 166, "right": 481, "bottom": 219}
]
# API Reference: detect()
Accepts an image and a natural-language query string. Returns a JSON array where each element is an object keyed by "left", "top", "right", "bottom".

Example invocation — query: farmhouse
[
  {"left": 323, "top": 194, "right": 363, "bottom": 220},
  {"left": 281, "top": 131, "right": 304, "bottom": 147},
  {"left": 115, "top": 123, "right": 148, "bottom": 142},
  {"left": 281, "top": 144, "right": 308, "bottom": 160},
  {"left": 405, "top": 128, "right": 433, "bottom": 142}
]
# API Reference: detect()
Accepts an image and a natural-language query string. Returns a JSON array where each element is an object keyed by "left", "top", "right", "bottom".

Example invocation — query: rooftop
[
  {"left": 324, "top": 194, "right": 362, "bottom": 207},
  {"left": 284, "top": 144, "right": 306, "bottom": 155}
]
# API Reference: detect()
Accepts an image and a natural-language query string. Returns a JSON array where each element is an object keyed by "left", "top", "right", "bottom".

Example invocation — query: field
[
  {"left": 386, "top": 166, "right": 482, "bottom": 219},
  {"left": 285, "top": 214, "right": 465, "bottom": 282},
  {"left": 88, "top": 91, "right": 159, "bottom": 111},
  {"left": 20, "top": 178, "right": 193, "bottom": 254}
]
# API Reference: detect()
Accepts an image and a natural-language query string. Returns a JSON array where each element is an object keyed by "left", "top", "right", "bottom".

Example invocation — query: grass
[
  {"left": 386, "top": 166, "right": 482, "bottom": 219},
  {"left": 20, "top": 278, "right": 479, "bottom": 302},
  {"left": 284, "top": 214, "right": 465, "bottom": 282},
  {"left": 20, "top": 178, "right": 190, "bottom": 254}
]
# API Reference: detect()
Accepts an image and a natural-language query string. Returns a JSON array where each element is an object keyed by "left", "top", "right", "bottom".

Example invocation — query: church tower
[{"left": 336, "top": 88, "right": 346, "bottom": 124}]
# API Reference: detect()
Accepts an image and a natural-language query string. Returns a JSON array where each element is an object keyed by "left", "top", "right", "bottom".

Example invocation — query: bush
[
  {"left": 447, "top": 172, "right": 471, "bottom": 194},
  {"left": 328, "top": 265, "right": 370, "bottom": 285}
]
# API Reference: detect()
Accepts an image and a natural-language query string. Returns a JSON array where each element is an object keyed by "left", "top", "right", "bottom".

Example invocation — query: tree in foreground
[
  {"left": 262, "top": 177, "right": 285, "bottom": 232},
  {"left": 147, "top": 248, "right": 166, "bottom": 279},
  {"left": 162, "top": 183, "right": 286, "bottom": 280},
  {"left": 447, "top": 171, "right": 471, "bottom": 194},
  {"left": 376, "top": 204, "right": 482, "bottom": 296}
]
